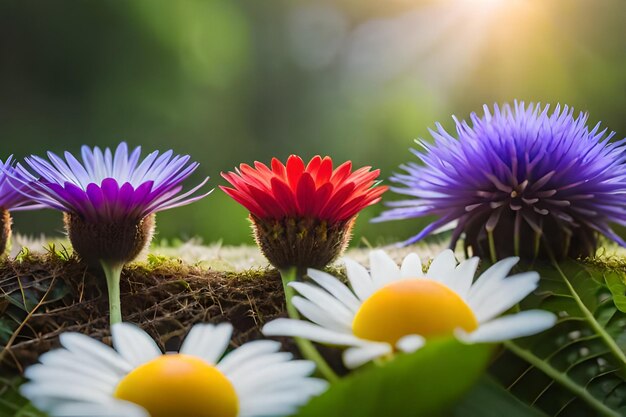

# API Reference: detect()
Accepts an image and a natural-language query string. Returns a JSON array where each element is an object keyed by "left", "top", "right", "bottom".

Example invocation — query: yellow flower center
[
  {"left": 114, "top": 354, "right": 238, "bottom": 417},
  {"left": 352, "top": 279, "right": 478, "bottom": 346}
]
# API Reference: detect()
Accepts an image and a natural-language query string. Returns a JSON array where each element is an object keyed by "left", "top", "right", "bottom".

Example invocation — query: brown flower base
[
  {"left": 463, "top": 209, "right": 597, "bottom": 261},
  {"left": 0, "top": 209, "right": 10, "bottom": 256},
  {"left": 251, "top": 215, "right": 355, "bottom": 270},
  {"left": 64, "top": 213, "right": 156, "bottom": 266}
]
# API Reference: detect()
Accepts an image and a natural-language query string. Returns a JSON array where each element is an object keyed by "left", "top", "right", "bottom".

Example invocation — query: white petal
[
  {"left": 291, "top": 296, "right": 351, "bottom": 332},
  {"left": 218, "top": 340, "right": 282, "bottom": 375},
  {"left": 289, "top": 282, "right": 354, "bottom": 325},
  {"left": 49, "top": 400, "right": 148, "bottom": 417},
  {"left": 38, "top": 349, "right": 124, "bottom": 382},
  {"left": 263, "top": 319, "right": 364, "bottom": 346},
  {"left": 457, "top": 310, "right": 557, "bottom": 343},
  {"left": 227, "top": 352, "right": 294, "bottom": 389},
  {"left": 232, "top": 360, "right": 316, "bottom": 395},
  {"left": 112, "top": 323, "right": 162, "bottom": 367},
  {"left": 400, "top": 253, "right": 423, "bottom": 279},
  {"left": 238, "top": 379, "right": 328, "bottom": 417},
  {"left": 426, "top": 249, "right": 457, "bottom": 283},
  {"left": 343, "top": 342, "right": 392, "bottom": 369},
  {"left": 467, "top": 257, "right": 519, "bottom": 300},
  {"left": 20, "top": 383, "right": 112, "bottom": 410},
  {"left": 24, "top": 365, "right": 116, "bottom": 394},
  {"left": 473, "top": 272, "right": 540, "bottom": 322},
  {"left": 343, "top": 258, "right": 376, "bottom": 300},
  {"left": 180, "top": 323, "right": 233, "bottom": 365},
  {"left": 448, "top": 257, "right": 479, "bottom": 299},
  {"left": 59, "top": 333, "right": 131, "bottom": 374},
  {"left": 396, "top": 334, "right": 426, "bottom": 353},
  {"left": 369, "top": 249, "right": 400, "bottom": 287},
  {"left": 306, "top": 268, "right": 361, "bottom": 313}
]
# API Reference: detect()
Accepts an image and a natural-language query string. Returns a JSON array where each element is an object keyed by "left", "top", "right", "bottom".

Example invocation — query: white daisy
[
  {"left": 21, "top": 322, "right": 328, "bottom": 417},
  {"left": 263, "top": 249, "right": 556, "bottom": 369}
]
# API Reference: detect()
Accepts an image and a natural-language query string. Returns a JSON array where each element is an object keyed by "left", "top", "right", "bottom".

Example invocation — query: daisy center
[
  {"left": 114, "top": 354, "right": 238, "bottom": 417},
  {"left": 352, "top": 279, "right": 478, "bottom": 345}
]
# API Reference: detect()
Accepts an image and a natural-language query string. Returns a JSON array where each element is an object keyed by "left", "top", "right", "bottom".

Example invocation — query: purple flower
[
  {"left": 10, "top": 142, "right": 212, "bottom": 324},
  {"left": 13, "top": 142, "right": 211, "bottom": 223},
  {"left": 0, "top": 156, "right": 42, "bottom": 211},
  {"left": 0, "top": 156, "right": 43, "bottom": 256},
  {"left": 374, "top": 102, "right": 626, "bottom": 260}
]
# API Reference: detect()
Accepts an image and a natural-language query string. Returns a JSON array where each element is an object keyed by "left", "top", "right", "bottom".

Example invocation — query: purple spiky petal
[
  {"left": 375, "top": 102, "right": 626, "bottom": 260},
  {"left": 11, "top": 142, "right": 212, "bottom": 222},
  {"left": 0, "top": 156, "right": 43, "bottom": 211}
]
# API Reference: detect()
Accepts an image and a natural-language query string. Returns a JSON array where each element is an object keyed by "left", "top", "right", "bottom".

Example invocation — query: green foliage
[
  {"left": 491, "top": 260, "right": 626, "bottom": 416},
  {"left": 604, "top": 270, "right": 626, "bottom": 313},
  {"left": 0, "top": 378, "right": 46, "bottom": 417},
  {"left": 293, "top": 338, "right": 492, "bottom": 417},
  {"left": 454, "top": 377, "right": 548, "bottom": 417}
]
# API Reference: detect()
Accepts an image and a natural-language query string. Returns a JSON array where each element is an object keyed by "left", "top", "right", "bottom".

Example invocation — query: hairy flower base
[
  {"left": 465, "top": 210, "right": 597, "bottom": 260},
  {"left": 251, "top": 215, "right": 354, "bottom": 269},
  {"left": 0, "top": 209, "right": 11, "bottom": 256},
  {"left": 64, "top": 213, "right": 156, "bottom": 266}
]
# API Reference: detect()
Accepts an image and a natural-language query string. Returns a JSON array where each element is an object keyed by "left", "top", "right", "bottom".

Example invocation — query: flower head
[
  {"left": 374, "top": 102, "right": 626, "bottom": 260},
  {"left": 21, "top": 322, "right": 327, "bottom": 417},
  {"left": 0, "top": 156, "right": 42, "bottom": 212},
  {"left": 0, "top": 156, "right": 43, "bottom": 255},
  {"left": 13, "top": 142, "right": 211, "bottom": 265},
  {"left": 263, "top": 249, "right": 556, "bottom": 368},
  {"left": 221, "top": 155, "right": 387, "bottom": 268}
]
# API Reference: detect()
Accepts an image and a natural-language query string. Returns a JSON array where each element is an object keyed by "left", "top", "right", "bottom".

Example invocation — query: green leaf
[
  {"left": 0, "top": 377, "right": 47, "bottom": 417},
  {"left": 293, "top": 338, "right": 492, "bottom": 417},
  {"left": 490, "top": 260, "right": 626, "bottom": 417},
  {"left": 454, "top": 376, "right": 549, "bottom": 417},
  {"left": 604, "top": 270, "right": 626, "bottom": 313}
]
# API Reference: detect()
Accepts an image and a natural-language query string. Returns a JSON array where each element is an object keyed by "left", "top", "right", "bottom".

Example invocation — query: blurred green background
[{"left": 1, "top": 0, "right": 624, "bottom": 246}]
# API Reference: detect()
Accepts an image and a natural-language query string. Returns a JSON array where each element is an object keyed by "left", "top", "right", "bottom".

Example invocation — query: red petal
[
  {"left": 338, "top": 186, "right": 388, "bottom": 219},
  {"left": 220, "top": 186, "right": 268, "bottom": 218},
  {"left": 296, "top": 172, "right": 316, "bottom": 216},
  {"left": 247, "top": 184, "right": 284, "bottom": 218},
  {"left": 319, "top": 182, "right": 356, "bottom": 221},
  {"left": 305, "top": 156, "right": 322, "bottom": 175},
  {"left": 240, "top": 164, "right": 272, "bottom": 190},
  {"left": 311, "top": 182, "right": 334, "bottom": 215},
  {"left": 221, "top": 171, "right": 254, "bottom": 193},
  {"left": 271, "top": 177, "right": 298, "bottom": 216},
  {"left": 254, "top": 161, "right": 275, "bottom": 182},
  {"left": 315, "top": 156, "right": 333, "bottom": 186},
  {"left": 286, "top": 155, "right": 305, "bottom": 190},
  {"left": 330, "top": 161, "right": 353, "bottom": 185},
  {"left": 271, "top": 158, "right": 287, "bottom": 180}
]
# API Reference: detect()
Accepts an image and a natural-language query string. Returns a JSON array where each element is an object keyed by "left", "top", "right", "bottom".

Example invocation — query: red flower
[
  {"left": 220, "top": 155, "right": 387, "bottom": 223},
  {"left": 221, "top": 155, "right": 387, "bottom": 269}
]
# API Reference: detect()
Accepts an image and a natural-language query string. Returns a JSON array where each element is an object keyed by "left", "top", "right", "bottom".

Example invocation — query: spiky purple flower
[
  {"left": 375, "top": 102, "right": 626, "bottom": 261},
  {"left": 12, "top": 142, "right": 211, "bottom": 265},
  {"left": 10, "top": 142, "right": 211, "bottom": 325}
]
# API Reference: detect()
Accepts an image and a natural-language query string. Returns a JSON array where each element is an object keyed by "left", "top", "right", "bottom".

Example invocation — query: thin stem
[
  {"left": 280, "top": 268, "right": 340, "bottom": 383},
  {"left": 101, "top": 261, "right": 124, "bottom": 326},
  {"left": 487, "top": 229, "right": 497, "bottom": 263},
  {"left": 504, "top": 341, "right": 620, "bottom": 417},
  {"left": 551, "top": 260, "right": 626, "bottom": 373}
]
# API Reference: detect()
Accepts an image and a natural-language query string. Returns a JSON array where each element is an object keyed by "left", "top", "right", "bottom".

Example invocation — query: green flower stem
[
  {"left": 280, "top": 267, "right": 340, "bottom": 383},
  {"left": 504, "top": 341, "right": 620, "bottom": 417},
  {"left": 101, "top": 261, "right": 124, "bottom": 326},
  {"left": 551, "top": 260, "right": 626, "bottom": 374}
]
